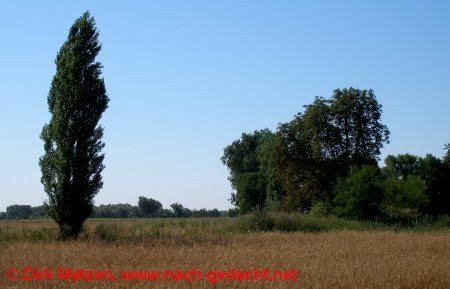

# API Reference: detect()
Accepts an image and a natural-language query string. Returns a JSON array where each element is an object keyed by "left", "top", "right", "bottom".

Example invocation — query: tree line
[
  {"left": 221, "top": 87, "right": 450, "bottom": 222},
  {"left": 0, "top": 196, "right": 225, "bottom": 220}
]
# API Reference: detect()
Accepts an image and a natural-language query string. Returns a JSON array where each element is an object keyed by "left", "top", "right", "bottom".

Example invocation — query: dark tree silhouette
[{"left": 39, "top": 11, "right": 109, "bottom": 239}]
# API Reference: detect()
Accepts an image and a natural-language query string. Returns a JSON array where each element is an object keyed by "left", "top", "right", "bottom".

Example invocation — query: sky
[{"left": 0, "top": 0, "right": 449, "bottom": 212}]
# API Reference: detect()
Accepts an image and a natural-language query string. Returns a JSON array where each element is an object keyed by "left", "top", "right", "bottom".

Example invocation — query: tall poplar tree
[{"left": 39, "top": 11, "right": 109, "bottom": 239}]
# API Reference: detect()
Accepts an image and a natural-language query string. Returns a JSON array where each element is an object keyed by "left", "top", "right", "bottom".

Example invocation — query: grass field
[{"left": 1, "top": 215, "right": 449, "bottom": 289}]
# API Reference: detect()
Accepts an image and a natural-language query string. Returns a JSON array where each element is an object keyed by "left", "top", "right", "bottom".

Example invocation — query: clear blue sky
[{"left": 0, "top": 1, "right": 449, "bottom": 211}]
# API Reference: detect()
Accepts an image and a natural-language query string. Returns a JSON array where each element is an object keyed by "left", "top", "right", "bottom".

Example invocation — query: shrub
[
  {"left": 227, "top": 208, "right": 239, "bottom": 217},
  {"left": 239, "top": 209, "right": 274, "bottom": 231},
  {"left": 381, "top": 176, "right": 428, "bottom": 223},
  {"left": 94, "top": 224, "right": 119, "bottom": 242},
  {"left": 239, "top": 211, "right": 326, "bottom": 232},
  {"left": 309, "top": 201, "right": 330, "bottom": 217},
  {"left": 333, "top": 165, "right": 383, "bottom": 220}
]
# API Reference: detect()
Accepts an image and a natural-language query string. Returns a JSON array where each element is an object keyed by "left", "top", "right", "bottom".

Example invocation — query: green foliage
[
  {"left": 181, "top": 208, "right": 192, "bottom": 218},
  {"left": 170, "top": 203, "right": 184, "bottom": 218},
  {"left": 238, "top": 212, "right": 449, "bottom": 233},
  {"left": 92, "top": 204, "right": 137, "bottom": 218},
  {"left": 272, "top": 88, "right": 390, "bottom": 211},
  {"left": 334, "top": 163, "right": 429, "bottom": 222},
  {"left": 238, "top": 211, "right": 366, "bottom": 233},
  {"left": 381, "top": 176, "right": 428, "bottom": 222},
  {"left": 420, "top": 152, "right": 450, "bottom": 215},
  {"left": 209, "top": 209, "right": 221, "bottom": 217},
  {"left": 22, "top": 227, "right": 57, "bottom": 243},
  {"left": 221, "top": 129, "right": 273, "bottom": 180},
  {"left": 138, "top": 197, "right": 163, "bottom": 217},
  {"left": 239, "top": 207, "right": 275, "bottom": 231},
  {"left": 383, "top": 154, "right": 420, "bottom": 179},
  {"left": 220, "top": 89, "right": 446, "bottom": 221},
  {"left": 188, "top": 208, "right": 223, "bottom": 218},
  {"left": 158, "top": 208, "right": 174, "bottom": 218},
  {"left": 227, "top": 208, "right": 239, "bottom": 217},
  {"left": 233, "top": 172, "right": 267, "bottom": 214},
  {"left": 221, "top": 129, "right": 277, "bottom": 213},
  {"left": 3, "top": 205, "right": 49, "bottom": 220},
  {"left": 330, "top": 88, "right": 390, "bottom": 165},
  {"left": 271, "top": 110, "right": 325, "bottom": 211},
  {"left": 382, "top": 153, "right": 449, "bottom": 215},
  {"left": 39, "top": 11, "right": 109, "bottom": 240},
  {"left": 5, "top": 205, "right": 33, "bottom": 219},
  {"left": 333, "top": 166, "right": 383, "bottom": 220},
  {"left": 256, "top": 134, "right": 286, "bottom": 210},
  {"left": 309, "top": 201, "right": 330, "bottom": 217}
]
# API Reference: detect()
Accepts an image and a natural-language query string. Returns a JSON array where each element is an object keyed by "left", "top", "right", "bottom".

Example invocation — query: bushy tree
[
  {"left": 221, "top": 129, "right": 273, "bottom": 180},
  {"left": 444, "top": 143, "right": 450, "bottom": 164},
  {"left": 330, "top": 88, "right": 390, "bottom": 167},
  {"left": 333, "top": 166, "right": 383, "bottom": 220},
  {"left": 333, "top": 164, "right": 429, "bottom": 222},
  {"left": 383, "top": 154, "right": 420, "bottom": 179},
  {"left": 381, "top": 176, "right": 428, "bottom": 221},
  {"left": 221, "top": 129, "right": 276, "bottom": 213},
  {"left": 39, "top": 11, "right": 109, "bottom": 239},
  {"left": 209, "top": 208, "right": 221, "bottom": 217},
  {"left": 383, "top": 153, "right": 449, "bottom": 215},
  {"left": 272, "top": 88, "right": 389, "bottom": 210},
  {"left": 256, "top": 133, "right": 286, "bottom": 211},
  {"left": 192, "top": 208, "right": 208, "bottom": 218},
  {"left": 272, "top": 106, "right": 335, "bottom": 211},
  {"left": 181, "top": 208, "right": 193, "bottom": 218},
  {"left": 138, "top": 197, "right": 163, "bottom": 217},
  {"left": 233, "top": 172, "right": 267, "bottom": 214},
  {"left": 170, "top": 203, "right": 184, "bottom": 218}
]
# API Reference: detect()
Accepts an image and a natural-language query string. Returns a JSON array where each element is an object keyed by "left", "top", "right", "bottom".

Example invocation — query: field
[{"left": 1, "top": 215, "right": 449, "bottom": 289}]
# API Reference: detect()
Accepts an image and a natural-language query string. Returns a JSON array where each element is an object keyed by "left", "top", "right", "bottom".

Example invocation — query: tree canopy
[
  {"left": 221, "top": 129, "right": 278, "bottom": 213},
  {"left": 271, "top": 88, "right": 390, "bottom": 210},
  {"left": 138, "top": 197, "right": 163, "bottom": 217}
]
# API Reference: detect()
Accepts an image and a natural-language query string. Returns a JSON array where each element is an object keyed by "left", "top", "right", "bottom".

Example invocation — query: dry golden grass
[{"left": 1, "top": 229, "right": 449, "bottom": 289}]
